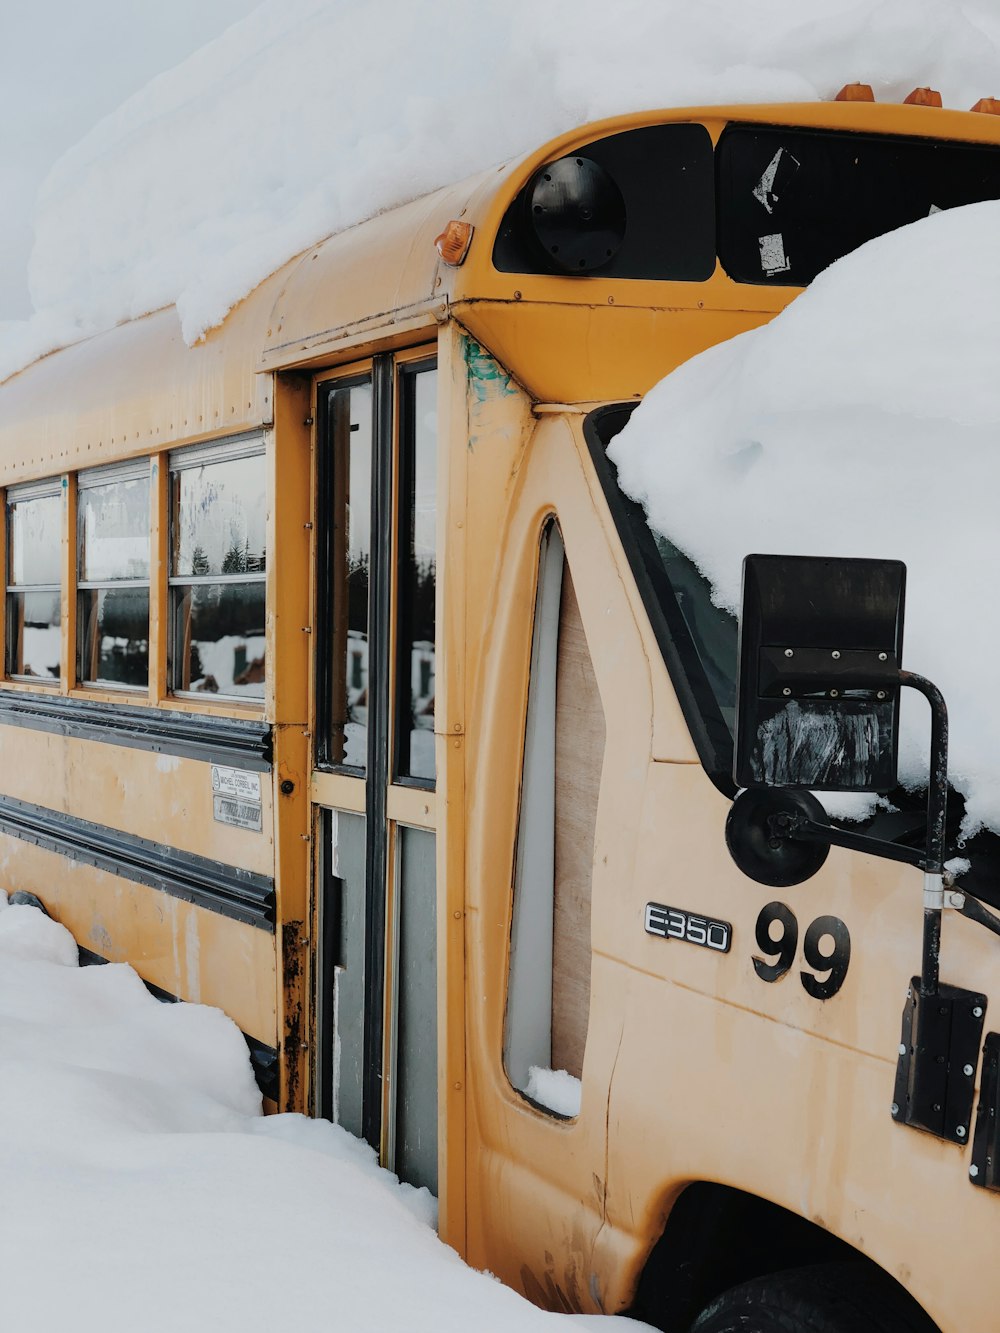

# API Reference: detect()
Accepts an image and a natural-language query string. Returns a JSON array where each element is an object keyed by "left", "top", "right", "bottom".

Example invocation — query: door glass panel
[
  {"left": 394, "top": 825, "right": 438, "bottom": 1192},
  {"left": 321, "top": 810, "right": 367, "bottom": 1138},
  {"left": 396, "top": 366, "right": 437, "bottom": 783},
  {"left": 325, "top": 380, "right": 373, "bottom": 771}
]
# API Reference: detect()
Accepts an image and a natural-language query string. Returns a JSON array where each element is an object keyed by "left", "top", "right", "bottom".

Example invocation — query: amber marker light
[
  {"left": 971, "top": 98, "right": 1000, "bottom": 115},
  {"left": 435, "top": 220, "right": 474, "bottom": 266},
  {"left": 835, "top": 83, "right": 875, "bottom": 101},
  {"left": 904, "top": 87, "right": 942, "bottom": 106}
]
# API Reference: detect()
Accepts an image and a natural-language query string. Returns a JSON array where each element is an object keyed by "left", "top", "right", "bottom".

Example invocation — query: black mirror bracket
[
  {"left": 728, "top": 662, "right": 993, "bottom": 1146},
  {"left": 728, "top": 555, "right": 998, "bottom": 1148}
]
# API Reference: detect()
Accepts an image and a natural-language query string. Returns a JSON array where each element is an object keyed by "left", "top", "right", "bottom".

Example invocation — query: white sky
[{"left": 0, "top": 0, "right": 261, "bottom": 320}]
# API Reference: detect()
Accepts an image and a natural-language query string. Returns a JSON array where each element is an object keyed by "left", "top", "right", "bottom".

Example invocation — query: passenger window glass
[
  {"left": 169, "top": 446, "right": 266, "bottom": 699},
  {"left": 6, "top": 489, "right": 62, "bottom": 682},
  {"left": 395, "top": 364, "right": 437, "bottom": 784},
  {"left": 77, "top": 468, "right": 150, "bottom": 689},
  {"left": 172, "top": 453, "right": 266, "bottom": 577},
  {"left": 504, "top": 524, "right": 602, "bottom": 1114},
  {"left": 322, "top": 378, "right": 372, "bottom": 771}
]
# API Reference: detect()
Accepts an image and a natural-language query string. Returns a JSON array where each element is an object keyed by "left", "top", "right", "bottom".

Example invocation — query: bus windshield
[{"left": 584, "top": 403, "right": 738, "bottom": 789}]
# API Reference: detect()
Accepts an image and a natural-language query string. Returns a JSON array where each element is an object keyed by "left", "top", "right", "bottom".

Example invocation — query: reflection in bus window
[
  {"left": 396, "top": 364, "right": 437, "bottom": 784},
  {"left": 589, "top": 404, "right": 738, "bottom": 785},
  {"left": 651, "top": 531, "right": 737, "bottom": 735},
  {"left": 169, "top": 446, "right": 267, "bottom": 699},
  {"left": 324, "top": 379, "right": 372, "bottom": 771},
  {"left": 6, "top": 488, "right": 62, "bottom": 682},
  {"left": 77, "top": 465, "right": 150, "bottom": 689}
]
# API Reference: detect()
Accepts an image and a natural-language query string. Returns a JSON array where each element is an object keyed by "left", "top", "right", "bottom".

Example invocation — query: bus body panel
[{"left": 2, "top": 98, "right": 1000, "bottom": 1330}]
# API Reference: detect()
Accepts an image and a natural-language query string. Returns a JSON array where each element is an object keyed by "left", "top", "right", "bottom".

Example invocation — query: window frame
[
  {"left": 5, "top": 478, "right": 64, "bottom": 686},
  {"left": 75, "top": 458, "right": 151, "bottom": 692},
  {"left": 315, "top": 369, "right": 376, "bottom": 776},
  {"left": 167, "top": 432, "right": 268, "bottom": 704},
  {"left": 392, "top": 356, "right": 438, "bottom": 791}
]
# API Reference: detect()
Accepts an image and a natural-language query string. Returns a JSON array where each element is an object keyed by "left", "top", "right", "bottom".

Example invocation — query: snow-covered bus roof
[{"left": 3, "top": 98, "right": 1000, "bottom": 483}]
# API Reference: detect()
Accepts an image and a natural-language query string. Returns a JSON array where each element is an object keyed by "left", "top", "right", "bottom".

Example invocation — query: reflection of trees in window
[
  {"left": 6, "top": 489, "right": 63, "bottom": 681},
  {"left": 321, "top": 376, "right": 372, "bottom": 772},
  {"left": 395, "top": 364, "right": 437, "bottom": 784},
  {"left": 169, "top": 447, "right": 267, "bottom": 700},
  {"left": 76, "top": 466, "right": 151, "bottom": 689}
]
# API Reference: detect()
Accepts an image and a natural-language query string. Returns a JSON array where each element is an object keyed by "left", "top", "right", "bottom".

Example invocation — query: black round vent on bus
[{"left": 527, "top": 155, "right": 626, "bottom": 274}]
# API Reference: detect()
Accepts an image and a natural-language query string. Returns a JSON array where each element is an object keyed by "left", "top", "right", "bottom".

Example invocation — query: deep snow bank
[
  {"left": 3, "top": 0, "right": 1000, "bottom": 380},
  {"left": 608, "top": 201, "right": 1000, "bottom": 836},
  {"left": 0, "top": 893, "right": 645, "bottom": 1332}
]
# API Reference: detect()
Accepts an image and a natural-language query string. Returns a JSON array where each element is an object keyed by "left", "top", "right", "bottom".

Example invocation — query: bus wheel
[{"left": 689, "top": 1263, "right": 938, "bottom": 1333}]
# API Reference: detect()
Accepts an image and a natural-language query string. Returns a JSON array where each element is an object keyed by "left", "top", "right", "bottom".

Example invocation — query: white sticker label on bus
[
  {"left": 211, "top": 765, "right": 262, "bottom": 832},
  {"left": 758, "top": 231, "right": 791, "bottom": 276},
  {"left": 211, "top": 765, "right": 262, "bottom": 802},
  {"left": 213, "top": 794, "right": 263, "bottom": 833}
]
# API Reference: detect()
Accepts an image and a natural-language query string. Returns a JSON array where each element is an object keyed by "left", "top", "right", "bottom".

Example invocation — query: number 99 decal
[{"left": 753, "top": 903, "right": 851, "bottom": 1000}]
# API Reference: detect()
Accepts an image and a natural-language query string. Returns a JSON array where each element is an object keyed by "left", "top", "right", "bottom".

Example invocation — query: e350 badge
[{"left": 644, "top": 902, "right": 732, "bottom": 954}]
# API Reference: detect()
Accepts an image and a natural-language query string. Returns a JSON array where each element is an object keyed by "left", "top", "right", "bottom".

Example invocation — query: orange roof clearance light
[
  {"left": 835, "top": 83, "right": 875, "bottom": 102},
  {"left": 435, "top": 220, "right": 474, "bottom": 266},
  {"left": 971, "top": 98, "right": 1000, "bottom": 115},
  {"left": 903, "top": 87, "right": 942, "bottom": 107}
]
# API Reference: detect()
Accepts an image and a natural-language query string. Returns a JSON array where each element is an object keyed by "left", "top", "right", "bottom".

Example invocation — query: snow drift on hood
[
  {"left": 3, "top": 0, "right": 1000, "bottom": 380},
  {"left": 608, "top": 200, "right": 1000, "bottom": 837}
]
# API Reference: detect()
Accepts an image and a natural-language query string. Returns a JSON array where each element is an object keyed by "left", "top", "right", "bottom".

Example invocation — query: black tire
[{"left": 689, "top": 1262, "right": 938, "bottom": 1333}]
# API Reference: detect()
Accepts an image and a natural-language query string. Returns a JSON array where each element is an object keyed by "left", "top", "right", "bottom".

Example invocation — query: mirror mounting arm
[
  {"left": 897, "top": 670, "right": 949, "bottom": 998},
  {"left": 775, "top": 810, "right": 926, "bottom": 869}
]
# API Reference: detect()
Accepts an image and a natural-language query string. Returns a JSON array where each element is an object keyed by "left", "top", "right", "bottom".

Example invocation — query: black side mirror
[{"left": 734, "top": 553, "right": 906, "bottom": 793}]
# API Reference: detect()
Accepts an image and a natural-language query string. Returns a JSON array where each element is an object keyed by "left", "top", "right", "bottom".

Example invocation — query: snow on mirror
[{"left": 607, "top": 200, "right": 1000, "bottom": 840}]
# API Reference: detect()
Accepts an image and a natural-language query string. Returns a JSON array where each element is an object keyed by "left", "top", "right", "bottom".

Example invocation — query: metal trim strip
[
  {"left": 0, "top": 689, "right": 272, "bottom": 769},
  {"left": 0, "top": 793, "right": 275, "bottom": 930}
]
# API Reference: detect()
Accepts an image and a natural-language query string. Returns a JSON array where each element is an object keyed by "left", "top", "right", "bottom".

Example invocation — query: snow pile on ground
[
  {"left": 0, "top": 894, "right": 645, "bottom": 1332},
  {"left": 3, "top": 0, "right": 1000, "bottom": 380},
  {"left": 608, "top": 201, "right": 1000, "bottom": 837}
]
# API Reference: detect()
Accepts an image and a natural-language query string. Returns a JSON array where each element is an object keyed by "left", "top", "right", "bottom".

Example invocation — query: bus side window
[
  {"left": 77, "top": 462, "right": 151, "bottom": 690},
  {"left": 6, "top": 484, "right": 62, "bottom": 683},
  {"left": 168, "top": 442, "right": 267, "bottom": 701},
  {"left": 504, "top": 522, "right": 605, "bottom": 1111}
]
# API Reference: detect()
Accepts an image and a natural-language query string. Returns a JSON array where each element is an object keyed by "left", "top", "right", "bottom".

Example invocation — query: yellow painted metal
[
  {"left": 0, "top": 832, "right": 277, "bottom": 1044},
  {"left": 0, "top": 280, "right": 281, "bottom": 486},
  {"left": 0, "top": 725, "right": 274, "bottom": 874},
  {"left": 269, "top": 372, "right": 315, "bottom": 1109},
  {"left": 310, "top": 771, "right": 366, "bottom": 814},
  {"left": 386, "top": 785, "right": 436, "bottom": 832}
]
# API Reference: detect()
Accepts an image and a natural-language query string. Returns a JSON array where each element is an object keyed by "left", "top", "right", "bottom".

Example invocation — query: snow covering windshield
[{"left": 606, "top": 200, "right": 1000, "bottom": 848}]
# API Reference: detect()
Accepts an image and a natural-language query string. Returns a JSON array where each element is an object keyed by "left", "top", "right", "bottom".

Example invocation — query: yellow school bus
[{"left": 3, "top": 87, "right": 1000, "bottom": 1332}]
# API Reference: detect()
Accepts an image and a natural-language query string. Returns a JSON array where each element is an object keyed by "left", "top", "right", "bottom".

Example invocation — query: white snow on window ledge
[{"left": 526, "top": 1065, "right": 583, "bottom": 1118}]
